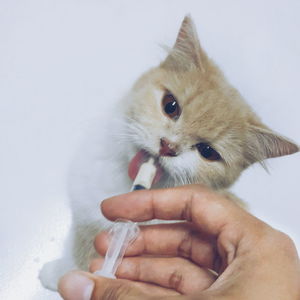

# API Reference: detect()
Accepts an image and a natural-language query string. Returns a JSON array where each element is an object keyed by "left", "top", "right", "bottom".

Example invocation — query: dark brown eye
[
  {"left": 196, "top": 143, "right": 221, "bottom": 161},
  {"left": 162, "top": 93, "right": 181, "bottom": 120}
]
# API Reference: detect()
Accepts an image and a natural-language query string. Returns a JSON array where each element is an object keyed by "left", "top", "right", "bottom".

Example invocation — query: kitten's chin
[{"left": 128, "top": 149, "right": 163, "bottom": 184}]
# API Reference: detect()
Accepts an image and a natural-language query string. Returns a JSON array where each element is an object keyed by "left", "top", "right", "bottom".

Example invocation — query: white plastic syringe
[
  {"left": 94, "top": 157, "right": 157, "bottom": 279},
  {"left": 130, "top": 157, "right": 157, "bottom": 191}
]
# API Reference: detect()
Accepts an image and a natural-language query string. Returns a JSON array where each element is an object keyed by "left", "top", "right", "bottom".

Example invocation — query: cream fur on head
[
  {"left": 125, "top": 15, "right": 298, "bottom": 189},
  {"left": 39, "top": 15, "right": 299, "bottom": 291}
]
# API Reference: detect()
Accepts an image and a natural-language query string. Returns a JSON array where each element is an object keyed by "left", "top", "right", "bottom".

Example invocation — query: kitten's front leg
[
  {"left": 39, "top": 256, "right": 76, "bottom": 291},
  {"left": 39, "top": 228, "right": 77, "bottom": 291},
  {"left": 39, "top": 220, "right": 106, "bottom": 291}
]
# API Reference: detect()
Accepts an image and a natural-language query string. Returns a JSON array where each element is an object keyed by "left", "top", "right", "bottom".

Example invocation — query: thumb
[{"left": 58, "top": 271, "right": 149, "bottom": 300}]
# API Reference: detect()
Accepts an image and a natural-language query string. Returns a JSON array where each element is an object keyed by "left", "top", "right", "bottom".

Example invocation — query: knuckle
[
  {"left": 177, "top": 230, "right": 193, "bottom": 258},
  {"left": 132, "top": 259, "right": 142, "bottom": 281},
  {"left": 181, "top": 198, "right": 193, "bottom": 221},
  {"left": 168, "top": 270, "right": 184, "bottom": 292},
  {"left": 274, "top": 231, "right": 297, "bottom": 254},
  {"left": 99, "top": 282, "right": 132, "bottom": 300},
  {"left": 253, "top": 227, "right": 299, "bottom": 259}
]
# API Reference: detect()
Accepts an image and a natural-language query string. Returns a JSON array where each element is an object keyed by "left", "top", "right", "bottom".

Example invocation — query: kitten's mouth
[{"left": 128, "top": 149, "right": 163, "bottom": 184}]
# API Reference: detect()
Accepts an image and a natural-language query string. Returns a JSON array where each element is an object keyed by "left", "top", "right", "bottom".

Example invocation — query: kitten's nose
[{"left": 159, "top": 138, "right": 177, "bottom": 157}]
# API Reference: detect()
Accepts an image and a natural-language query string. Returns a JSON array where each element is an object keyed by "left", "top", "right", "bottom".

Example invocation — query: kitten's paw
[{"left": 39, "top": 259, "right": 75, "bottom": 291}]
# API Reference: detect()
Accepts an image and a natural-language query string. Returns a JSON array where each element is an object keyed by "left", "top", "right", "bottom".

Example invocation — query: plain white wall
[{"left": 0, "top": 1, "right": 299, "bottom": 299}]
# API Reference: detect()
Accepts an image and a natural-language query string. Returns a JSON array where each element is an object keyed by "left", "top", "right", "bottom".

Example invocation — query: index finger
[{"left": 101, "top": 184, "right": 252, "bottom": 237}]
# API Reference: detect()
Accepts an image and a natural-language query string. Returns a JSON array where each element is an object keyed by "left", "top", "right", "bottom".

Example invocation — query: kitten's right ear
[
  {"left": 161, "top": 15, "right": 208, "bottom": 71},
  {"left": 246, "top": 124, "right": 299, "bottom": 164}
]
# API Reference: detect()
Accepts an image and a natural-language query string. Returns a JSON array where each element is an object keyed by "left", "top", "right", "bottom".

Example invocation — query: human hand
[{"left": 58, "top": 185, "right": 300, "bottom": 299}]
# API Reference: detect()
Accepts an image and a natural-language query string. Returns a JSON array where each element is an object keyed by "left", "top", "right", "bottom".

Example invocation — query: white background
[{"left": 0, "top": 1, "right": 299, "bottom": 299}]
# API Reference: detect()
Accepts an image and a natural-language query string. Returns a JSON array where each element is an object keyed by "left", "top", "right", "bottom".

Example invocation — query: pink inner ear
[
  {"left": 172, "top": 15, "right": 204, "bottom": 71},
  {"left": 249, "top": 125, "right": 299, "bottom": 159},
  {"left": 128, "top": 150, "right": 163, "bottom": 184}
]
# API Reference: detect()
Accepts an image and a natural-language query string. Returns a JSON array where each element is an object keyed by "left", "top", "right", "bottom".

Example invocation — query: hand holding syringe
[{"left": 94, "top": 157, "right": 157, "bottom": 279}]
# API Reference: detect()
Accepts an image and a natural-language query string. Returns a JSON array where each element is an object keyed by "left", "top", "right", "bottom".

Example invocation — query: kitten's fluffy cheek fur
[
  {"left": 160, "top": 151, "right": 198, "bottom": 180},
  {"left": 160, "top": 150, "right": 233, "bottom": 188}
]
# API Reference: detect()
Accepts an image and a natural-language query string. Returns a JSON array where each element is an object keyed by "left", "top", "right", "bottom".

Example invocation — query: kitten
[{"left": 39, "top": 15, "right": 299, "bottom": 291}]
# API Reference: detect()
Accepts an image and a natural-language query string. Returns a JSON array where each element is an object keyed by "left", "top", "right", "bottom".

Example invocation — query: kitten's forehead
[
  {"left": 159, "top": 68, "right": 249, "bottom": 143},
  {"left": 183, "top": 91, "right": 246, "bottom": 141}
]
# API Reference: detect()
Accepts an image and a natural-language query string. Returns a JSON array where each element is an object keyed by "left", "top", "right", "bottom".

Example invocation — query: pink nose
[{"left": 159, "top": 138, "right": 177, "bottom": 157}]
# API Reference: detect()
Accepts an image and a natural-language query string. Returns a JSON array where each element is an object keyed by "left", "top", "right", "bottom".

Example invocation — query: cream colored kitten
[{"left": 39, "top": 15, "right": 299, "bottom": 291}]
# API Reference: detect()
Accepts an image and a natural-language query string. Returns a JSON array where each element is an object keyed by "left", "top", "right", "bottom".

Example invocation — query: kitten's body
[
  {"left": 39, "top": 16, "right": 299, "bottom": 290},
  {"left": 39, "top": 112, "right": 135, "bottom": 289}
]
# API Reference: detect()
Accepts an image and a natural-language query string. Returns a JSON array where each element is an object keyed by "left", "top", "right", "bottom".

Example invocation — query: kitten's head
[{"left": 125, "top": 15, "right": 299, "bottom": 189}]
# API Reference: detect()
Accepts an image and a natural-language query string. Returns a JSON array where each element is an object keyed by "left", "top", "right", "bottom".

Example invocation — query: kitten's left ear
[
  {"left": 161, "top": 15, "right": 207, "bottom": 71},
  {"left": 246, "top": 123, "right": 299, "bottom": 163}
]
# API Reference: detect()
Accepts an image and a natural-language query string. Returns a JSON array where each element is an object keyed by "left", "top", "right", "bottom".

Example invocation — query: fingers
[
  {"left": 94, "top": 223, "right": 217, "bottom": 270},
  {"left": 101, "top": 185, "right": 251, "bottom": 237},
  {"left": 90, "top": 256, "right": 216, "bottom": 294},
  {"left": 58, "top": 270, "right": 179, "bottom": 300}
]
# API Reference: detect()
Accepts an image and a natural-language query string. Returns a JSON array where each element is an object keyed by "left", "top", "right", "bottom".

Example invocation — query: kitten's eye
[
  {"left": 162, "top": 93, "right": 181, "bottom": 120},
  {"left": 196, "top": 143, "right": 221, "bottom": 161}
]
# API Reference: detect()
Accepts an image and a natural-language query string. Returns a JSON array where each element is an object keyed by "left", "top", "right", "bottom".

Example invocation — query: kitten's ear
[
  {"left": 246, "top": 124, "right": 299, "bottom": 163},
  {"left": 161, "top": 15, "right": 207, "bottom": 71}
]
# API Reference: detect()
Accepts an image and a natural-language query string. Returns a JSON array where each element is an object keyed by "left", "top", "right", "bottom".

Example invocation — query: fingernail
[{"left": 58, "top": 272, "right": 94, "bottom": 300}]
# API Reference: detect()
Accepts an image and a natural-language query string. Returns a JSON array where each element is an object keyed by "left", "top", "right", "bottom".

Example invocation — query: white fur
[{"left": 39, "top": 109, "right": 136, "bottom": 290}]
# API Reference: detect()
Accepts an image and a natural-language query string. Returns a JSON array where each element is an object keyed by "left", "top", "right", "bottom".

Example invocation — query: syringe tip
[{"left": 131, "top": 157, "right": 157, "bottom": 191}]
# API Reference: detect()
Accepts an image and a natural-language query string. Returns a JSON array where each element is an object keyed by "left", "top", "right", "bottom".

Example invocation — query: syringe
[
  {"left": 130, "top": 157, "right": 157, "bottom": 191},
  {"left": 93, "top": 220, "right": 139, "bottom": 279},
  {"left": 94, "top": 157, "right": 157, "bottom": 279}
]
